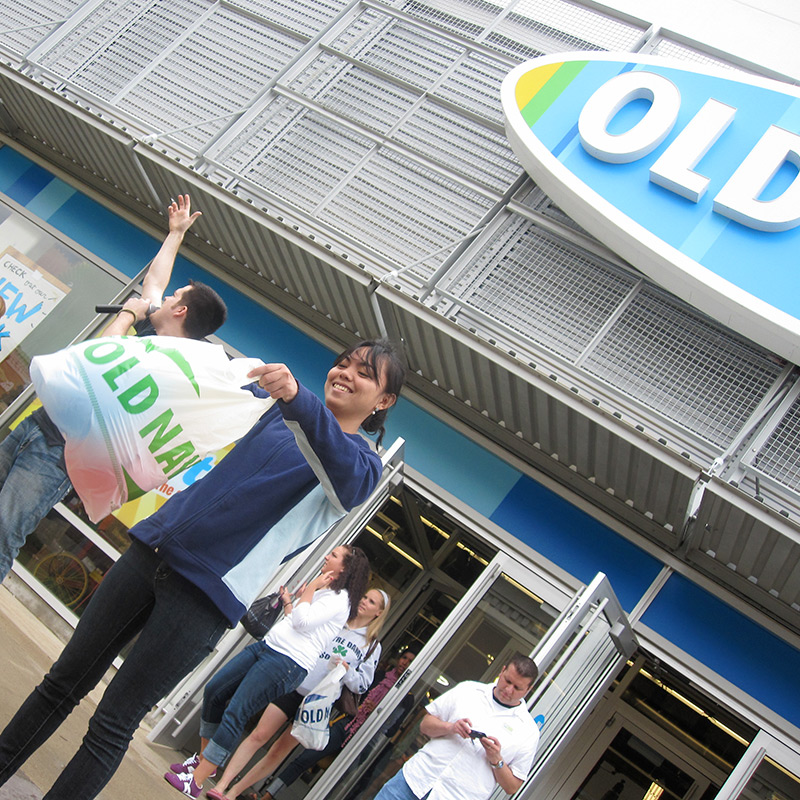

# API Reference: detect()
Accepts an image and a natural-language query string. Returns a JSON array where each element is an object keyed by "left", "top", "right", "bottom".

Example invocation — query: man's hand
[
  {"left": 480, "top": 735, "right": 523, "bottom": 793},
  {"left": 247, "top": 363, "right": 299, "bottom": 403},
  {"left": 480, "top": 734, "right": 503, "bottom": 762},
  {"left": 122, "top": 297, "right": 152, "bottom": 323},
  {"left": 141, "top": 194, "right": 201, "bottom": 305},
  {"left": 168, "top": 194, "right": 202, "bottom": 235},
  {"left": 101, "top": 297, "right": 150, "bottom": 336},
  {"left": 420, "top": 713, "right": 472, "bottom": 740}
]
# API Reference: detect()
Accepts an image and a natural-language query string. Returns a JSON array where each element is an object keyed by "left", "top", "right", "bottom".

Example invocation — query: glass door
[
  {"left": 309, "top": 554, "right": 564, "bottom": 800},
  {"left": 305, "top": 565, "right": 633, "bottom": 800},
  {"left": 714, "top": 732, "right": 800, "bottom": 800},
  {"left": 570, "top": 722, "right": 716, "bottom": 800}
]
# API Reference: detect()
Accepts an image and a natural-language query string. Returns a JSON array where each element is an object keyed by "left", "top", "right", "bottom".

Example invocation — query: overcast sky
[{"left": 602, "top": 0, "right": 800, "bottom": 80}]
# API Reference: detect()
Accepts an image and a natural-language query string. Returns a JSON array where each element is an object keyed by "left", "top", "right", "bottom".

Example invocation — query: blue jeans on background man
[
  {"left": 374, "top": 769, "right": 431, "bottom": 800},
  {"left": 0, "top": 415, "right": 72, "bottom": 580},
  {"left": 200, "top": 641, "right": 307, "bottom": 767},
  {"left": 0, "top": 539, "right": 230, "bottom": 800}
]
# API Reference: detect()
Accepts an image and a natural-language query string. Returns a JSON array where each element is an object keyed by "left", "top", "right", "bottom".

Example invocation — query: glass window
[
  {"left": 0, "top": 196, "right": 126, "bottom": 413},
  {"left": 16, "top": 506, "right": 115, "bottom": 614}
]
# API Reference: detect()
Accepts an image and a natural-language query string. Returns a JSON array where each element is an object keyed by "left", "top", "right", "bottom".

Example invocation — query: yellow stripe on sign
[{"left": 515, "top": 62, "right": 564, "bottom": 109}]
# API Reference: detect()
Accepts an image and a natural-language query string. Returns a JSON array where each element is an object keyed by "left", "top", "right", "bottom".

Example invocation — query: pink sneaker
[
  {"left": 170, "top": 753, "right": 200, "bottom": 774},
  {"left": 165, "top": 771, "right": 202, "bottom": 798}
]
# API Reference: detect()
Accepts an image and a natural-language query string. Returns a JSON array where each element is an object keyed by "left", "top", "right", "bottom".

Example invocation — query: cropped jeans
[
  {"left": 0, "top": 415, "right": 72, "bottom": 580},
  {"left": 0, "top": 539, "right": 230, "bottom": 800},
  {"left": 199, "top": 641, "right": 306, "bottom": 766}
]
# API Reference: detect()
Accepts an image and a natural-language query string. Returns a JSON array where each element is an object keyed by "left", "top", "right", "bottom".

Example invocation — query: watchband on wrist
[
  {"left": 117, "top": 308, "right": 137, "bottom": 323},
  {"left": 491, "top": 759, "right": 505, "bottom": 770}
]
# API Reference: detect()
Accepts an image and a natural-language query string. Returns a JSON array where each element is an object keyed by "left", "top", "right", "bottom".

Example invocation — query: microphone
[{"left": 96, "top": 303, "right": 158, "bottom": 316}]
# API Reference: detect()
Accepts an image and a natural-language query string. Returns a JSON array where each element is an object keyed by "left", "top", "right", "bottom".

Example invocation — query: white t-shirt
[
  {"left": 402, "top": 680, "right": 539, "bottom": 800},
  {"left": 265, "top": 588, "right": 350, "bottom": 673},
  {"left": 297, "top": 624, "right": 381, "bottom": 696}
]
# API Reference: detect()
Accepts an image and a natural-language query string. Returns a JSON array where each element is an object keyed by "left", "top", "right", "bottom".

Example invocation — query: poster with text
[{"left": 0, "top": 246, "right": 69, "bottom": 364}]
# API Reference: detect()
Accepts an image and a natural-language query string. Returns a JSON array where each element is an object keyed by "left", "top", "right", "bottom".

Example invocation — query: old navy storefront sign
[{"left": 502, "top": 52, "right": 800, "bottom": 362}]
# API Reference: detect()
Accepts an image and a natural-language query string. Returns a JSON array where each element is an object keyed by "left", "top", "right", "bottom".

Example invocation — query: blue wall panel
[
  {"left": 47, "top": 194, "right": 155, "bottom": 277},
  {"left": 642, "top": 573, "right": 800, "bottom": 728},
  {"left": 0, "top": 146, "right": 40, "bottom": 191},
  {"left": 492, "top": 474, "right": 662, "bottom": 612},
  {"left": 385, "top": 399, "right": 521, "bottom": 519}
]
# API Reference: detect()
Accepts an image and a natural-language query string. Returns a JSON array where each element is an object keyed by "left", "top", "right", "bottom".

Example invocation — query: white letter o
[{"left": 579, "top": 71, "right": 681, "bottom": 163}]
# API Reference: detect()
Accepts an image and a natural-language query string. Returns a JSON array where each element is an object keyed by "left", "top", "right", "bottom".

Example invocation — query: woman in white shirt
[
  {"left": 166, "top": 545, "right": 370, "bottom": 797},
  {"left": 205, "top": 588, "right": 391, "bottom": 800}
]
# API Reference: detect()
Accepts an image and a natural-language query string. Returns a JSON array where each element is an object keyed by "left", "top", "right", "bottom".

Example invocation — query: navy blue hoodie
[{"left": 130, "top": 382, "right": 382, "bottom": 625}]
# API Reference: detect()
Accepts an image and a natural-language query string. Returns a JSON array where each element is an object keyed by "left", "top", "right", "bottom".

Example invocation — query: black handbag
[{"left": 240, "top": 591, "right": 283, "bottom": 639}]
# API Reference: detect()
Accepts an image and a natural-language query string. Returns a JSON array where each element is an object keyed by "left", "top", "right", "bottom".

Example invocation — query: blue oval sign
[{"left": 502, "top": 52, "right": 800, "bottom": 362}]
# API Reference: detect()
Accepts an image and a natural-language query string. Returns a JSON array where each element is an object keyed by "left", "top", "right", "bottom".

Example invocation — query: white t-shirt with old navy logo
[{"left": 402, "top": 680, "right": 539, "bottom": 800}]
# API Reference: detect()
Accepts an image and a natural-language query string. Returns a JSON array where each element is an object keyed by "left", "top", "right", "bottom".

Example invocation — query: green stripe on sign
[{"left": 521, "top": 60, "right": 588, "bottom": 127}]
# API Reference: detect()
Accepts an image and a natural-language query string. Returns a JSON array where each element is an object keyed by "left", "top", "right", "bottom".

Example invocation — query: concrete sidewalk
[{"left": 0, "top": 585, "right": 188, "bottom": 799}]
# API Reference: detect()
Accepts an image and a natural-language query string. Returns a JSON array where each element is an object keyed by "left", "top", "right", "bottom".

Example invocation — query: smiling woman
[
  {"left": 0, "top": 337, "right": 406, "bottom": 800},
  {"left": 323, "top": 341, "right": 405, "bottom": 445}
]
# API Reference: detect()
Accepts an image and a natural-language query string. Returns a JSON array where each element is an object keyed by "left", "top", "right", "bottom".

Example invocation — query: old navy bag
[{"left": 31, "top": 335, "right": 274, "bottom": 521}]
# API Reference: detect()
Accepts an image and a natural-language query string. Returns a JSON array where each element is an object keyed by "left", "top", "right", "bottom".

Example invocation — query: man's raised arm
[{"left": 103, "top": 194, "right": 201, "bottom": 336}]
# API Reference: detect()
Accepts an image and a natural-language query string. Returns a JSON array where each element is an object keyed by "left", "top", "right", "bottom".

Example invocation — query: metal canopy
[{"left": 0, "top": 0, "right": 798, "bottom": 642}]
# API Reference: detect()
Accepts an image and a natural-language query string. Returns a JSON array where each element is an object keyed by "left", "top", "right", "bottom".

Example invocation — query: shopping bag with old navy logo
[
  {"left": 291, "top": 663, "right": 347, "bottom": 750},
  {"left": 30, "top": 335, "right": 274, "bottom": 522}
]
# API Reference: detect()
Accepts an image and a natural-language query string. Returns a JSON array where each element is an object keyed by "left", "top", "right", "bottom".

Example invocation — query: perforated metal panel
[
  {"left": 332, "top": 10, "right": 464, "bottom": 89},
  {"left": 432, "top": 51, "right": 512, "bottom": 125},
  {"left": 490, "top": 0, "right": 645, "bottom": 58},
  {"left": 444, "top": 217, "right": 638, "bottom": 360},
  {"left": 0, "top": 0, "right": 80, "bottom": 62},
  {"left": 289, "top": 52, "right": 519, "bottom": 190},
  {"left": 394, "top": 0, "right": 497, "bottom": 40},
  {"left": 395, "top": 0, "right": 645, "bottom": 57},
  {"left": 752, "top": 396, "right": 800, "bottom": 492},
  {"left": 230, "top": 102, "right": 375, "bottom": 211},
  {"left": 226, "top": 0, "right": 349, "bottom": 38},
  {"left": 38, "top": 0, "right": 210, "bottom": 97},
  {"left": 118, "top": 6, "right": 304, "bottom": 150},
  {"left": 289, "top": 54, "right": 419, "bottom": 134},
  {"left": 648, "top": 36, "right": 758, "bottom": 76},
  {"left": 319, "top": 148, "right": 495, "bottom": 275},
  {"left": 393, "top": 99, "right": 520, "bottom": 191},
  {"left": 516, "top": 183, "right": 591, "bottom": 235},
  {"left": 583, "top": 284, "right": 784, "bottom": 447}
]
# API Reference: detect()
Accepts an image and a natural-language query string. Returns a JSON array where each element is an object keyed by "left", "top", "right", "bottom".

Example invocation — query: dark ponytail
[
  {"left": 330, "top": 545, "right": 370, "bottom": 619},
  {"left": 333, "top": 338, "right": 406, "bottom": 448}
]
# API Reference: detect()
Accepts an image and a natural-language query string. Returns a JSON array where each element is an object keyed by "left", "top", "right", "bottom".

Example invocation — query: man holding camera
[{"left": 374, "top": 653, "right": 540, "bottom": 800}]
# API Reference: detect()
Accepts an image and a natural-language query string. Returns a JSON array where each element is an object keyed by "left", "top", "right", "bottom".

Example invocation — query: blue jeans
[
  {"left": 375, "top": 768, "right": 429, "bottom": 800},
  {"left": 0, "top": 539, "right": 230, "bottom": 800},
  {"left": 200, "top": 641, "right": 306, "bottom": 766},
  {"left": 0, "top": 415, "right": 72, "bottom": 580}
]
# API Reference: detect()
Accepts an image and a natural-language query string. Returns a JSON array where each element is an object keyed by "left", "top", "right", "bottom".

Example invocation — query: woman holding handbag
[
  {"left": 203, "top": 588, "right": 391, "bottom": 800},
  {"left": 165, "top": 545, "right": 370, "bottom": 797}
]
